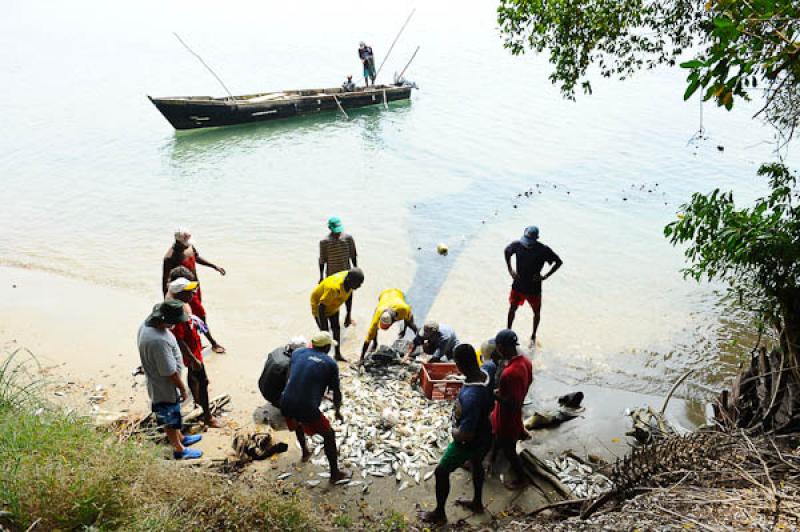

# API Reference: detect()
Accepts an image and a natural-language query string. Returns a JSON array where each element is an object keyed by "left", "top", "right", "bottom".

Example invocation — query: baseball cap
[
  {"left": 148, "top": 300, "right": 190, "bottom": 325},
  {"left": 168, "top": 278, "right": 199, "bottom": 294},
  {"left": 495, "top": 329, "right": 519, "bottom": 348},
  {"left": 311, "top": 331, "right": 338, "bottom": 347},
  {"left": 379, "top": 310, "right": 394, "bottom": 329},
  {"left": 288, "top": 336, "right": 308, "bottom": 350},
  {"left": 520, "top": 226, "right": 539, "bottom": 247},
  {"left": 328, "top": 216, "right": 344, "bottom": 234}
]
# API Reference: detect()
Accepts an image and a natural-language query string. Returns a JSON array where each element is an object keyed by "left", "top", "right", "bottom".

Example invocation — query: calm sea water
[{"left": 1, "top": 0, "right": 794, "bottom": 407}]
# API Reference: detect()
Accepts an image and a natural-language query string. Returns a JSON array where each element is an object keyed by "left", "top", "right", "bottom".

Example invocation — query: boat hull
[{"left": 148, "top": 85, "right": 412, "bottom": 130}]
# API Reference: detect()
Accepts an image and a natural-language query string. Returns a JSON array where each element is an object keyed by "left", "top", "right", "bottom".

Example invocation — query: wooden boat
[{"left": 148, "top": 83, "right": 413, "bottom": 130}]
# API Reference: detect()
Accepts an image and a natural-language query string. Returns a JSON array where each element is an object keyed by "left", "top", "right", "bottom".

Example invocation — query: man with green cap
[
  {"left": 137, "top": 300, "right": 203, "bottom": 460},
  {"left": 319, "top": 216, "right": 358, "bottom": 327}
]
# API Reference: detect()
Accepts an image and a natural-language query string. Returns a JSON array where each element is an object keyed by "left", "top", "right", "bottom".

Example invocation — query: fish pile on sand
[
  {"left": 302, "top": 358, "right": 455, "bottom": 491},
  {"left": 544, "top": 455, "right": 613, "bottom": 499}
]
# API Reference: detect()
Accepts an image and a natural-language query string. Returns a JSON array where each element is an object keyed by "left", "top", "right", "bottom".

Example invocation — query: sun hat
[
  {"left": 148, "top": 300, "right": 190, "bottom": 325},
  {"left": 328, "top": 216, "right": 344, "bottom": 234},
  {"left": 311, "top": 331, "right": 338, "bottom": 348},
  {"left": 379, "top": 310, "right": 394, "bottom": 330},
  {"left": 519, "top": 226, "right": 539, "bottom": 247},
  {"left": 495, "top": 329, "right": 520, "bottom": 348},
  {"left": 168, "top": 278, "right": 198, "bottom": 294}
]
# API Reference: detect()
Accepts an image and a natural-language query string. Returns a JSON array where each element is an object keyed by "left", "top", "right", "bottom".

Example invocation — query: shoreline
[{"left": 1, "top": 264, "right": 698, "bottom": 457}]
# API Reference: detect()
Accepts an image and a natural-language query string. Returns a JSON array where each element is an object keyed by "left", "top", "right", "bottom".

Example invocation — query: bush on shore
[{"left": 0, "top": 352, "right": 317, "bottom": 531}]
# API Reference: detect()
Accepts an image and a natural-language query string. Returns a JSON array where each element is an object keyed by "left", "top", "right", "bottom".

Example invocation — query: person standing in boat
[
  {"left": 505, "top": 225, "right": 562, "bottom": 347},
  {"left": 162, "top": 229, "right": 227, "bottom": 353},
  {"left": 342, "top": 75, "right": 357, "bottom": 92},
  {"left": 319, "top": 216, "right": 358, "bottom": 327},
  {"left": 358, "top": 41, "right": 376, "bottom": 86}
]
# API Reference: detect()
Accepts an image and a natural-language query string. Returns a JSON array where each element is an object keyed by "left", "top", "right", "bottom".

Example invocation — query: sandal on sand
[
  {"left": 174, "top": 448, "right": 203, "bottom": 460},
  {"left": 181, "top": 434, "right": 202, "bottom": 446},
  {"left": 212, "top": 345, "right": 227, "bottom": 354}
]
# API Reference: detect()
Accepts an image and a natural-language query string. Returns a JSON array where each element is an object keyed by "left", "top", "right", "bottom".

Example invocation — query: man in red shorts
[
  {"left": 280, "top": 331, "right": 349, "bottom": 484},
  {"left": 504, "top": 226, "right": 562, "bottom": 346},
  {"left": 491, "top": 329, "right": 533, "bottom": 490}
]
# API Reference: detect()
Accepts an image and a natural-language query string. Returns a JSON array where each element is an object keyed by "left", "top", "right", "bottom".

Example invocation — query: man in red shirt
[
  {"left": 167, "top": 277, "right": 222, "bottom": 428},
  {"left": 491, "top": 329, "right": 532, "bottom": 489}
]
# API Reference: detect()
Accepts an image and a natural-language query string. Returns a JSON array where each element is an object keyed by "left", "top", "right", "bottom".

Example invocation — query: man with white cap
[
  {"left": 318, "top": 216, "right": 358, "bottom": 328},
  {"left": 504, "top": 226, "right": 562, "bottom": 346},
  {"left": 409, "top": 321, "right": 460, "bottom": 362},
  {"left": 162, "top": 229, "right": 227, "bottom": 351},
  {"left": 166, "top": 277, "right": 222, "bottom": 428},
  {"left": 280, "top": 331, "right": 349, "bottom": 484},
  {"left": 360, "top": 288, "right": 418, "bottom": 366}
]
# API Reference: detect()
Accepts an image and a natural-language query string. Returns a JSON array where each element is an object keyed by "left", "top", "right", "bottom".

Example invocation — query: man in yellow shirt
[
  {"left": 359, "top": 288, "right": 418, "bottom": 366},
  {"left": 311, "top": 268, "right": 365, "bottom": 361}
]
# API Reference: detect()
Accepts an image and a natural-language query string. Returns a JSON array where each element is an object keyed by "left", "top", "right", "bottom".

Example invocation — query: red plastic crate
[{"left": 420, "top": 362, "right": 463, "bottom": 400}]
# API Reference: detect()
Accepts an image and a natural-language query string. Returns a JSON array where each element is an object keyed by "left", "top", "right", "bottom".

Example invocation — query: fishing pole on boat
[
  {"left": 397, "top": 45, "right": 420, "bottom": 81},
  {"left": 172, "top": 32, "right": 235, "bottom": 101},
  {"left": 375, "top": 8, "right": 416, "bottom": 81}
]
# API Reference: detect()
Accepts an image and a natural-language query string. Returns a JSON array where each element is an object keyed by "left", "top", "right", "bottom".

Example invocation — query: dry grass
[{"left": 0, "top": 351, "right": 318, "bottom": 531}]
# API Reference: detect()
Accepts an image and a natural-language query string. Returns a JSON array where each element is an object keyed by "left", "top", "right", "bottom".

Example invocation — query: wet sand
[{"left": 0, "top": 264, "right": 703, "bottom": 525}]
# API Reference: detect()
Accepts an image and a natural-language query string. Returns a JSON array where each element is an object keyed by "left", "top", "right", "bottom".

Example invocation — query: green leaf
[{"left": 680, "top": 59, "right": 705, "bottom": 69}]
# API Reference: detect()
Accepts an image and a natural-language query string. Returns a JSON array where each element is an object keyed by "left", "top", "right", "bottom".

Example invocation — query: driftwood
[
  {"left": 520, "top": 449, "right": 576, "bottom": 501},
  {"left": 111, "top": 394, "right": 231, "bottom": 442}
]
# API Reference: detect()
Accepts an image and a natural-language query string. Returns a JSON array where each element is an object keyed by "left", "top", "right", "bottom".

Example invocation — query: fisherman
[
  {"left": 358, "top": 41, "right": 376, "bottom": 86},
  {"left": 341, "top": 74, "right": 357, "bottom": 92},
  {"left": 311, "top": 268, "right": 365, "bottom": 362},
  {"left": 162, "top": 228, "right": 227, "bottom": 353},
  {"left": 166, "top": 277, "right": 222, "bottom": 428},
  {"left": 168, "top": 265, "right": 224, "bottom": 357},
  {"left": 359, "top": 288, "right": 418, "bottom": 365},
  {"left": 491, "top": 329, "right": 533, "bottom": 489},
  {"left": 420, "top": 344, "right": 494, "bottom": 525},
  {"left": 505, "top": 226, "right": 562, "bottom": 346},
  {"left": 409, "top": 321, "right": 459, "bottom": 362},
  {"left": 258, "top": 336, "right": 308, "bottom": 408},
  {"left": 280, "top": 331, "right": 349, "bottom": 484},
  {"left": 319, "top": 216, "right": 358, "bottom": 329},
  {"left": 137, "top": 299, "right": 203, "bottom": 460}
]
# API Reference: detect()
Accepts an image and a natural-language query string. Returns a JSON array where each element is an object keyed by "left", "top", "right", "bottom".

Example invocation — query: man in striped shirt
[{"left": 319, "top": 216, "right": 358, "bottom": 327}]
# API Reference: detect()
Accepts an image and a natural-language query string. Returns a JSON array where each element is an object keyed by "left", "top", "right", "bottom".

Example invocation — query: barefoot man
[
  {"left": 505, "top": 226, "right": 562, "bottom": 346},
  {"left": 491, "top": 329, "right": 533, "bottom": 490},
  {"left": 311, "top": 268, "right": 365, "bottom": 362},
  {"left": 280, "top": 331, "right": 349, "bottom": 484},
  {"left": 162, "top": 228, "right": 227, "bottom": 353},
  {"left": 359, "top": 288, "right": 418, "bottom": 366},
  {"left": 319, "top": 216, "right": 358, "bottom": 328},
  {"left": 166, "top": 277, "right": 222, "bottom": 428},
  {"left": 421, "top": 344, "right": 494, "bottom": 525}
]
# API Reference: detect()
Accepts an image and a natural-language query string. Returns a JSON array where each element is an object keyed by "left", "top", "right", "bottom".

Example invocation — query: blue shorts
[{"left": 153, "top": 402, "right": 182, "bottom": 429}]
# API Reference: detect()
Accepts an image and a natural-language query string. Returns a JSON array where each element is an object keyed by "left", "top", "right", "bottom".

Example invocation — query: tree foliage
[
  {"left": 664, "top": 163, "right": 800, "bottom": 360},
  {"left": 497, "top": 0, "right": 800, "bottom": 137}
]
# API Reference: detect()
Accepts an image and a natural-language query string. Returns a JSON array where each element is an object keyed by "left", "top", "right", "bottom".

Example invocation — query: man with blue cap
[
  {"left": 319, "top": 216, "right": 358, "bottom": 328},
  {"left": 504, "top": 226, "right": 562, "bottom": 346}
]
